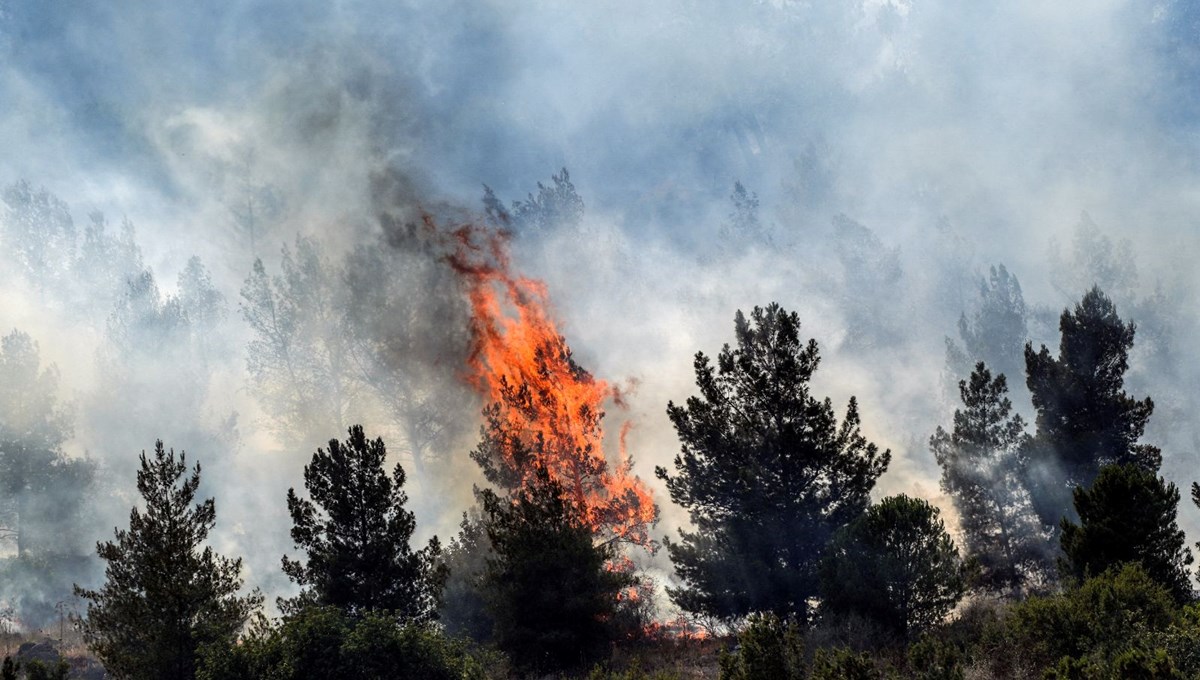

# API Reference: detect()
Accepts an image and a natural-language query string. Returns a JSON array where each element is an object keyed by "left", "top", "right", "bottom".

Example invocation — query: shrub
[
  {"left": 1002, "top": 564, "right": 1178, "bottom": 670},
  {"left": 717, "top": 613, "right": 805, "bottom": 680},
  {"left": 198, "top": 605, "right": 499, "bottom": 680},
  {"left": 809, "top": 647, "right": 886, "bottom": 680}
]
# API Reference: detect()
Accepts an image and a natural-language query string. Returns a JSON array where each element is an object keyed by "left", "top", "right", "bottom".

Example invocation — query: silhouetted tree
[
  {"left": 479, "top": 469, "right": 632, "bottom": 674},
  {"left": 482, "top": 167, "right": 584, "bottom": 233},
  {"left": 282, "top": 426, "right": 445, "bottom": 621},
  {"left": 819, "top": 495, "right": 967, "bottom": 638},
  {"left": 931, "top": 363, "right": 1049, "bottom": 593},
  {"left": 0, "top": 330, "right": 94, "bottom": 626},
  {"left": 945, "top": 264, "right": 1028, "bottom": 387},
  {"left": 75, "top": 442, "right": 260, "bottom": 680},
  {"left": 656, "top": 303, "right": 890, "bottom": 621},
  {"left": 718, "top": 181, "right": 771, "bottom": 246},
  {"left": 0, "top": 330, "right": 74, "bottom": 557},
  {"left": 437, "top": 511, "right": 493, "bottom": 642},
  {"left": 73, "top": 212, "right": 145, "bottom": 322},
  {"left": 1048, "top": 215, "right": 1138, "bottom": 307},
  {"left": 1023, "top": 287, "right": 1158, "bottom": 534},
  {"left": 1061, "top": 464, "right": 1192, "bottom": 603}
]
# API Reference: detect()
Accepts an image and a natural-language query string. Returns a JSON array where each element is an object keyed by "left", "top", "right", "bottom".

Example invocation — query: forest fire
[{"left": 448, "top": 224, "right": 658, "bottom": 547}]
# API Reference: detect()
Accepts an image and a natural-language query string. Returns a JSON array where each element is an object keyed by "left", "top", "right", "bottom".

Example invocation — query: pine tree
[
  {"left": 0, "top": 330, "right": 94, "bottom": 627},
  {"left": 479, "top": 469, "right": 632, "bottom": 674},
  {"left": 282, "top": 425, "right": 445, "bottom": 621},
  {"left": 656, "top": 303, "right": 890, "bottom": 620},
  {"left": 930, "top": 362, "right": 1049, "bottom": 593},
  {"left": 944, "top": 264, "right": 1028, "bottom": 388},
  {"left": 1023, "top": 286, "right": 1157, "bottom": 529},
  {"left": 818, "top": 495, "right": 968, "bottom": 638},
  {"left": 75, "top": 442, "right": 260, "bottom": 680},
  {"left": 1061, "top": 464, "right": 1193, "bottom": 603}
]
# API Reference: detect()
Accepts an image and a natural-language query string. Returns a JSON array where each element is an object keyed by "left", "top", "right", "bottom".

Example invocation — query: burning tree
[{"left": 449, "top": 225, "right": 657, "bottom": 548}]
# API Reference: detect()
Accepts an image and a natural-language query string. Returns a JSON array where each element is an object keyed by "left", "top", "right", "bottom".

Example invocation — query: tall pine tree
[
  {"left": 282, "top": 425, "right": 445, "bottom": 621},
  {"left": 931, "top": 362, "right": 1049, "bottom": 593},
  {"left": 75, "top": 442, "right": 259, "bottom": 680},
  {"left": 656, "top": 303, "right": 890, "bottom": 621},
  {"left": 1023, "top": 286, "right": 1157, "bottom": 529}
]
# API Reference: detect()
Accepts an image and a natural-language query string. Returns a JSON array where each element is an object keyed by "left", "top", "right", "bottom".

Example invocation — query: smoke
[{"left": 3, "top": 0, "right": 1200, "bottom": 621}]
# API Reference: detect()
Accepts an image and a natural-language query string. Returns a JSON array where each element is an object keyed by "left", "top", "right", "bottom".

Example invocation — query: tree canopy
[
  {"left": 479, "top": 469, "right": 632, "bottom": 674},
  {"left": 1061, "top": 464, "right": 1193, "bottom": 603},
  {"left": 75, "top": 442, "right": 260, "bottom": 680},
  {"left": 931, "top": 362, "right": 1048, "bottom": 593},
  {"left": 282, "top": 425, "right": 445, "bottom": 621},
  {"left": 1023, "top": 286, "right": 1158, "bottom": 529},
  {"left": 656, "top": 303, "right": 890, "bottom": 620},
  {"left": 818, "top": 494, "right": 967, "bottom": 638}
]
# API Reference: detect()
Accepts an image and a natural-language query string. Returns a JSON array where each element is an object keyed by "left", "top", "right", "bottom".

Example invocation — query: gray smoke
[{"left": 2, "top": 0, "right": 1200, "bottom": 624}]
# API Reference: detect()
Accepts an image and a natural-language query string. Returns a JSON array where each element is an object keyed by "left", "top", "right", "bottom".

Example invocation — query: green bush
[
  {"left": 199, "top": 605, "right": 500, "bottom": 680},
  {"left": 905, "top": 634, "right": 964, "bottom": 680},
  {"left": 1043, "top": 648, "right": 1182, "bottom": 679},
  {"left": 809, "top": 647, "right": 886, "bottom": 680},
  {"left": 1000, "top": 564, "right": 1179, "bottom": 672},
  {"left": 586, "top": 660, "right": 682, "bottom": 680},
  {"left": 717, "top": 613, "right": 805, "bottom": 680}
]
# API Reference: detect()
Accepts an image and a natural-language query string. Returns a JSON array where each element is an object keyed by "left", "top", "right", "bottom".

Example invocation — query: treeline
[
  {"left": 12, "top": 287, "right": 1200, "bottom": 679},
  {"left": 3, "top": 173, "right": 1200, "bottom": 679},
  {"left": 705, "top": 292, "right": 1200, "bottom": 679}
]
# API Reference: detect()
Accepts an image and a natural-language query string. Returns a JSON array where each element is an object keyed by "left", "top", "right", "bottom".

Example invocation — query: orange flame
[{"left": 449, "top": 224, "right": 657, "bottom": 547}]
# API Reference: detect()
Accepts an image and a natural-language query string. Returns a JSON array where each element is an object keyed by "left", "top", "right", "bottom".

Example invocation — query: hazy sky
[{"left": 3, "top": 1, "right": 1200, "bottom": 604}]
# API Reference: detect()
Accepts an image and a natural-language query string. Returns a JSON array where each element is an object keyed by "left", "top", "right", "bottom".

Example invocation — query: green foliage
[
  {"left": 1023, "top": 286, "right": 1158, "bottom": 531},
  {"left": 717, "top": 613, "right": 805, "bottom": 680},
  {"left": 1004, "top": 564, "right": 1178, "bottom": 670},
  {"left": 905, "top": 634, "right": 965, "bottom": 680},
  {"left": 438, "top": 510, "right": 494, "bottom": 642},
  {"left": 656, "top": 303, "right": 890, "bottom": 620},
  {"left": 586, "top": 661, "right": 682, "bottom": 680},
  {"left": 282, "top": 425, "right": 446, "bottom": 621},
  {"left": 75, "top": 442, "right": 261, "bottom": 680},
  {"left": 0, "top": 658, "right": 12, "bottom": 680},
  {"left": 198, "top": 605, "right": 498, "bottom": 680},
  {"left": 819, "top": 495, "right": 967, "bottom": 638},
  {"left": 809, "top": 647, "right": 886, "bottom": 680},
  {"left": 1043, "top": 648, "right": 1182, "bottom": 680},
  {"left": 480, "top": 469, "right": 632, "bottom": 674},
  {"left": 1060, "top": 464, "right": 1193, "bottom": 603},
  {"left": 931, "top": 362, "right": 1048, "bottom": 594}
]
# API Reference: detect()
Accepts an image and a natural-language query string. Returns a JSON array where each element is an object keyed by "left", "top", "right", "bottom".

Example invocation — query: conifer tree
[
  {"left": 818, "top": 495, "right": 967, "bottom": 638},
  {"left": 656, "top": 303, "right": 890, "bottom": 620},
  {"left": 75, "top": 442, "right": 259, "bottom": 680},
  {"left": 479, "top": 469, "right": 631, "bottom": 674},
  {"left": 1023, "top": 286, "right": 1157, "bottom": 529},
  {"left": 931, "top": 362, "right": 1048, "bottom": 593},
  {"left": 1061, "top": 464, "right": 1193, "bottom": 603},
  {"left": 282, "top": 425, "right": 445, "bottom": 621}
]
